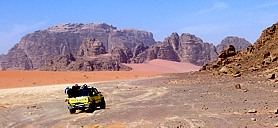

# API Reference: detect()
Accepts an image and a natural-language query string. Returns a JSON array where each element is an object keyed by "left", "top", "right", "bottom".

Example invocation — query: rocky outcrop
[
  {"left": 216, "top": 36, "right": 251, "bottom": 53},
  {"left": 77, "top": 38, "right": 106, "bottom": 56},
  {"left": 132, "top": 33, "right": 218, "bottom": 66},
  {"left": 218, "top": 45, "right": 236, "bottom": 58},
  {"left": 0, "top": 54, "right": 4, "bottom": 62},
  {"left": 0, "top": 54, "right": 4, "bottom": 70},
  {"left": 41, "top": 53, "right": 131, "bottom": 71},
  {"left": 1, "top": 45, "right": 33, "bottom": 70},
  {"left": 111, "top": 47, "right": 133, "bottom": 63},
  {"left": 131, "top": 42, "right": 180, "bottom": 63},
  {"left": 108, "top": 29, "right": 155, "bottom": 52},
  {"left": 1, "top": 23, "right": 155, "bottom": 70},
  {"left": 201, "top": 22, "right": 278, "bottom": 74},
  {"left": 178, "top": 33, "right": 218, "bottom": 65}
]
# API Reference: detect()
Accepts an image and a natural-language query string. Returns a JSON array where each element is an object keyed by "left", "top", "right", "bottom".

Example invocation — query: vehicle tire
[
  {"left": 69, "top": 108, "right": 76, "bottom": 114},
  {"left": 88, "top": 102, "right": 96, "bottom": 113},
  {"left": 100, "top": 98, "right": 106, "bottom": 109}
]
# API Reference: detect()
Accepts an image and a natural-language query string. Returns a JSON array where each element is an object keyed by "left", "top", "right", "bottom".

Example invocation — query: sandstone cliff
[
  {"left": 132, "top": 33, "right": 218, "bottom": 66},
  {"left": 1, "top": 23, "right": 155, "bottom": 70},
  {"left": 0, "top": 54, "right": 4, "bottom": 70},
  {"left": 0, "top": 54, "right": 4, "bottom": 62},
  {"left": 77, "top": 38, "right": 106, "bottom": 57},
  {"left": 41, "top": 53, "right": 131, "bottom": 71},
  {"left": 216, "top": 36, "right": 251, "bottom": 53}
]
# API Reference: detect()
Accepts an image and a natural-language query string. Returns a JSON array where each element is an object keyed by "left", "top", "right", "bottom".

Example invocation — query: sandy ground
[
  {"left": 0, "top": 59, "right": 200, "bottom": 89},
  {"left": 1, "top": 72, "right": 278, "bottom": 127},
  {"left": 124, "top": 59, "right": 200, "bottom": 73},
  {"left": 1, "top": 60, "right": 278, "bottom": 127},
  {"left": 0, "top": 70, "right": 162, "bottom": 89}
]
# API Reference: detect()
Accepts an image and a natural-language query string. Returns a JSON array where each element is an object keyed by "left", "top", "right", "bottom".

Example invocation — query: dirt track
[{"left": 1, "top": 72, "right": 278, "bottom": 127}]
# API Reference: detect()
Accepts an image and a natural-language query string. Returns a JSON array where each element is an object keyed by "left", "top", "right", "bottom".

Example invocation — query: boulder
[
  {"left": 266, "top": 73, "right": 275, "bottom": 79},
  {"left": 218, "top": 45, "right": 236, "bottom": 58},
  {"left": 235, "top": 84, "right": 241, "bottom": 89},
  {"left": 247, "top": 109, "right": 257, "bottom": 113},
  {"left": 219, "top": 65, "right": 240, "bottom": 75}
]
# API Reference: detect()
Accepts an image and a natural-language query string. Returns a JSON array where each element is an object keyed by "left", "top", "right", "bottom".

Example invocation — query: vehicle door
[{"left": 93, "top": 88, "right": 102, "bottom": 103}]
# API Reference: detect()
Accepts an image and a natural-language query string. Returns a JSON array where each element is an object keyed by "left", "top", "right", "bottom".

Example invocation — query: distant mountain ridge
[
  {"left": 0, "top": 22, "right": 251, "bottom": 70},
  {"left": 0, "top": 23, "right": 155, "bottom": 70}
]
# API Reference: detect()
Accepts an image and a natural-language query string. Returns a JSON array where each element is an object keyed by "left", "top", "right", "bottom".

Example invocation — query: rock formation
[
  {"left": 111, "top": 47, "right": 133, "bottom": 63},
  {"left": 0, "top": 54, "right": 4, "bottom": 70},
  {"left": 132, "top": 33, "right": 218, "bottom": 66},
  {"left": 1, "top": 22, "right": 253, "bottom": 71},
  {"left": 0, "top": 54, "right": 4, "bottom": 62},
  {"left": 77, "top": 38, "right": 106, "bottom": 57},
  {"left": 108, "top": 29, "right": 155, "bottom": 52},
  {"left": 201, "top": 22, "right": 278, "bottom": 75},
  {"left": 41, "top": 53, "right": 131, "bottom": 71},
  {"left": 218, "top": 45, "right": 236, "bottom": 59},
  {"left": 1, "top": 45, "right": 33, "bottom": 70},
  {"left": 1, "top": 23, "right": 155, "bottom": 70},
  {"left": 216, "top": 36, "right": 251, "bottom": 53}
]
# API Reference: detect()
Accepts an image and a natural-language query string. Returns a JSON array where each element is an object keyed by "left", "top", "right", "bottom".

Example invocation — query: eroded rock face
[
  {"left": 108, "top": 29, "right": 155, "bottom": 52},
  {"left": 0, "top": 54, "right": 4, "bottom": 63},
  {"left": 77, "top": 38, "right": 106, "bottom": 56},
  {"left": 216, "top": 36, "right": 251, "bottom": 53},
  {"left": 177, "top": 33, "right": 218, "bottom": 65},
  {"left": 0, "top": 54, "right": 5, "bottom": 70},
  {"left": 41, "top": 53, "right": 131, "bottom": 71},
  {"left": 111, "top": 47, "right": 133, "bottom": 63},
  {"left": 1, "top": 23, "right": 155, "bottom": 70},
  {"left": 132, "top": 33, "right": 218, "bottom": 66},
  {"left": 1, "top": 45, "right": 33, "bottom": 70}
]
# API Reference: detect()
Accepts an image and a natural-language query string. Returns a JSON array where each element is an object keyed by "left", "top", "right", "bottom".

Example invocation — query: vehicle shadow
[{"left": 74, "top": 108, "right": 101, "bottom": 114}]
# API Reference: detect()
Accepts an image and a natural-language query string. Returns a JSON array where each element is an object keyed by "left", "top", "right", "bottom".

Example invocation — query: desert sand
[
  {"left": 0, "top": 59, "right": 200, "bottom": 89},
  {"left": 124, "top": 59, "right": 200, "bottom": 73},
  {"left": 1, "top": 60, "right": 277, "bottom": 127}
]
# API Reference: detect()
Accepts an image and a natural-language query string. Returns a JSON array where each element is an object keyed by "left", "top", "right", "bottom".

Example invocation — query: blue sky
[{"left": 0, "top": 0, "right": 278, "bottom": 54}]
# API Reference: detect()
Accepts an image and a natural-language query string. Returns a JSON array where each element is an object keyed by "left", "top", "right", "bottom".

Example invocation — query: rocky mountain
[
  {"left": 216, "top": 36, "right": 251, "bottom": 53},
  {"left": 0, "top": 23, "right": 155, "bottom": 70},
  {"left": 1, "top": 22, "right": 253, "bottom": 71},
  {"left": 201, "top": 22, "right": 278, "bottom": 75},
  {"left": 131, "top": 33, "right": 218, "bottom": 66}
]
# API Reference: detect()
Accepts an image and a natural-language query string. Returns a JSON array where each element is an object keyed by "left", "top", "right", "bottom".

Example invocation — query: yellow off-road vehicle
[{"left": 66, "top": 85, "right": 106, "bottom": 114}]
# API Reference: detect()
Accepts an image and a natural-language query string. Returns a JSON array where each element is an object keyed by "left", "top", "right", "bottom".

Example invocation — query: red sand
[
  {"left": 0, "top": 59, "right": 200, "bottom": 89},
  {"left": 124, "top": 59, "right": 200, "bottom": 73},
  {"left": 0, "top": 71, "right": 161, "bottom": 89}
]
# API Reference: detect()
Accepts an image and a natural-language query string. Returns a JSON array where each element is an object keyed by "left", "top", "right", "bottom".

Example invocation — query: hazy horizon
[{"left": 0, "top": 0, "right": 278, "bottom": 54}]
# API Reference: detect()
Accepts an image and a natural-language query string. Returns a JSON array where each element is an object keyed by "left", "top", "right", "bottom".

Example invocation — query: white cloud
[{"left": 199, "top": 1, "right": 229, "bottom": 14}]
